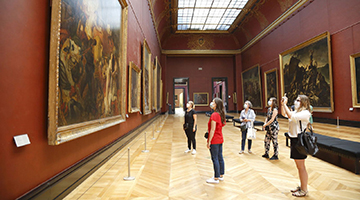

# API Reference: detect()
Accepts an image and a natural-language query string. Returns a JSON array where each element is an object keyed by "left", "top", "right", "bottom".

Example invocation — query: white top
[
  {"left": 239, "top": 109, "right": 256, "bottom": 128},
  {"left": 286, "top": 110, "right": 311, "bottom": 138}
]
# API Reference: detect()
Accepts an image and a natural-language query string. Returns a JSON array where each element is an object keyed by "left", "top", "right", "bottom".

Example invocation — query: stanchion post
[
  {"left": 142, "top": 132, "right": 149, "bottom": 152},
  {"left": 123, "top": 147, "right": 135, "bottom": 181},
  {"left": 337, "top": 116, "right": 340, "bottom": 128}
]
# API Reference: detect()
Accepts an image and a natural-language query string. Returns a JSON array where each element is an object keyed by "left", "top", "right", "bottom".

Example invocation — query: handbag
[
  {"left": 240, "top": 124, "right": 247, "bottom": 132},
  {"left": 204, "top": 132, "right": 208, "bottom": 139},
  {"left": 295, "top": 121, "right": 319, "bottom": 156},
  {"left": 183, "top": 123, "right": 189, "bottom": 130},
  {"left": 247, "top": 122, "right": 256, "bottom": 139}
]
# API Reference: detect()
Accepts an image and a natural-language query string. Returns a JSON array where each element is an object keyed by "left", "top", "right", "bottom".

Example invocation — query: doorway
[
  {"left": 212, "top": 77, "right": 228, "bottom": 111},
  {"left": 173, "top": 78, "right": 189, "bottom": 115}
]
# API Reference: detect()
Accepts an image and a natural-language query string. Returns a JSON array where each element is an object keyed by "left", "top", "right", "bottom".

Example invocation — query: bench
[{"left": 284, "top": 132, "right": 360, "bottom": 174}]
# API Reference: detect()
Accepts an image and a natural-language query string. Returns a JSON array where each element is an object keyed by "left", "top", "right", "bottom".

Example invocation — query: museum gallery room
[{"left": 1, "top": 0, "right": 360, "bottom": 199}]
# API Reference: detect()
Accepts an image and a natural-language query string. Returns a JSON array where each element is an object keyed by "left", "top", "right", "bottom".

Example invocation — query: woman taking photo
[
  {"left": 281, "top": 94, "right": 311, "bottom": 197},
  {"left": 206, "top": 98, "right": 226, "bottom": 184},
  {"left": 184, "top": 101, "right": 197, "bottom": 155},
  {"left": 262, "top": 97, "right": 280, "bottom": 160},
  {"left": 239, "top": 100, "right": 256, "bottom": 154}
]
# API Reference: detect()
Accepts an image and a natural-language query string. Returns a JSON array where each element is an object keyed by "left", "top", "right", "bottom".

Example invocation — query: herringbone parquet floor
[{"left": 64, "top": 113, "right": 360, "bottom": 200}]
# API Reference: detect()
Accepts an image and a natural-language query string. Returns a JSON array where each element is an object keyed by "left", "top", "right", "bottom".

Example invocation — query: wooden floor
[{"left": 64, "top": 113, "right": 360, "bottom": 200}]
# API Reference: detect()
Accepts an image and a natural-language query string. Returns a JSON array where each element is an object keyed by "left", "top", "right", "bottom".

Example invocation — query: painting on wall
[
  {"left": 48, "top": 0, "right": 128, "bottom": 145},
  {"left": 156, "top": 58, "right": 162, "bottom": 111},
  {"left": 128, "top": 62, "right": 141, "bottom": 113},
  {"left": 241, "top": 65, "right": 262, "bottom": 109},
  {"left": 350, "top": 52, "right": 360, "bottom": 108},
  {"left": 142, "top": 39, "right": 152, "bottom": 115},
  {"left": 279, "top": 32, "right": 333, "bottom": 112},
  {"left": 160, "top": 80, "right": 163, "bottom": 109},
  {"left": 264, "top": 69, "right": 278, "bottom": 102},
  {"left": 193, "top": 93, "right": 209, "bottom": 106},
  {"left": 152, "top": 58, "right": 157, "bottom": 110}
]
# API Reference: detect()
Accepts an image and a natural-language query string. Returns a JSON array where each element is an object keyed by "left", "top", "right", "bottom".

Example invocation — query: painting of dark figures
[
  {"left": 280, "top": 32, "right": 333, "bottom": 112},
  {"left": 241, "top": 65, "right": 262, "bottom": 109},
  {"left": 57, "top": 0, "right": 123, "bottom": 126},
  {"left": 265, "top": 69, "right": 278, "bottom": 101}
]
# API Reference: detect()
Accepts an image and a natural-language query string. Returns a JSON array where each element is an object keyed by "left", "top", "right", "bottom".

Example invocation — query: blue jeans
[
  {"left": 209, "top": 144, "right": 225, "bottom": 178},
  {"left": 241, "top": 129, "right": 252, "bottom": 151}
]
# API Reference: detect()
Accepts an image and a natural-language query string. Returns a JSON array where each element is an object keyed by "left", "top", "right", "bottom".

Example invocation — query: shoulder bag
[
  {"left": 247, "top": 121, "right": 256, "bottom": 140},
  {"left": 295, "top": 121, "right": 319, "bottom": 156}
]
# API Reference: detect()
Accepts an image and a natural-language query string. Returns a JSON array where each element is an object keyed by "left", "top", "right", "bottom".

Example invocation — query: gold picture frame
[
  {"left": 264, "top": 69, "right": 279, "bottom": 102},
  {"left": 193, "top": 92, "right": 209, "bottom": 106},
  {"left": 128, "top": 62, "right": 141, "bottom": 113},
  {"left": 350, "top": 52, "right": 360, "bottom": 108},
  {"left": 279, "top": 32, "right": 333, "bottom": 112},
  {"left": 152, "top": 58, "right": 157, "bottom": 111},
  {"left": 142, "top": 39, "right": 152, "bottom": 115},
  {"left": 233, "top": 92, "right": 237, "bottom": 104},
  {"left": 241, "top": 64, "right": 262, "bottom": 109},
  {"left": 160, "top": 80, "right": 163, "bottom": 109},
  {"left": 156, "top": 57, "right": 162, "bottom": 112},
  {"left": 48, "top": 0, "right": 128, "bottom": 145}
]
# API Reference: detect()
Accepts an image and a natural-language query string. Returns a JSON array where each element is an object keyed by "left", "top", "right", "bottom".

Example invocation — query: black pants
[{"left": 185, "top": 125, "right": 196, "bottom": 150}]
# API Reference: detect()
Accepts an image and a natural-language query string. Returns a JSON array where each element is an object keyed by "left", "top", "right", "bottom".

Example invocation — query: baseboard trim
[{"left": 17, "top": 114, "right": 162, "bottom": 200}]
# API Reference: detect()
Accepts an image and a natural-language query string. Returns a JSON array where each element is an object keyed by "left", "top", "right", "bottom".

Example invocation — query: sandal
[
  {"left": 292, "top": 189, "right": 308, "bottom": 197},
  {"left": 290, "top": 186, "right": 301, "bottom": 193}
]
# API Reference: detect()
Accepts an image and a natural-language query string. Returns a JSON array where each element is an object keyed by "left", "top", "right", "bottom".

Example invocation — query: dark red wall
[
  {"left": 240, "top": 0, "right": 360, "bottom": 120},
  {"left": 165, "top": 56, "right": 236, "bottom": 112},
  {"left": 0, "top": 0, "right": 161, "bottom": 199}
]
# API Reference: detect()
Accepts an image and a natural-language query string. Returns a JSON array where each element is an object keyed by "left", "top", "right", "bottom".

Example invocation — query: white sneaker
[
  {"left": 248, "top": 150, "right": 252, "bottom": 154},
  {"left": 239, "top": 150, "right": 244, "bottom": 154},
  {"left": 219, "top": 176, "right": 224, "bottom": 181},
  {"left": 206, "top": 177, "right": 219, "bottom": 184},
  {"left": 184, "top": 149, "right": 191, "bottom": 153},
  {"left": 191, "top": 149, "right": 196, "bottom": 155}
]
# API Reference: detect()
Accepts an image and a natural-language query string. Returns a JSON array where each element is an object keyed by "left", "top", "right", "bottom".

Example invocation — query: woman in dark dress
[{"left": 184, "top": 101, "right": 197, "bottom": 155}]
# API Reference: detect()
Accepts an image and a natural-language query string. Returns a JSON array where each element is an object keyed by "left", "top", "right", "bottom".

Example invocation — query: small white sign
[{"left": 13, "top": 134, "right": 31, "bottom": 147}]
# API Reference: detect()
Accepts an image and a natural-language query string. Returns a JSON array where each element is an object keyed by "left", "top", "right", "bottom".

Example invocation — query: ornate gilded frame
[
  {"left": 350, "top": 52, "right": 360, "bottom": 108},
  {"left": 264, "top": 68, "right": 278, "bottom": 102},
  {"left": 241, "top": 64, "right": 263, "bottom": 109},
  {"left": 152, "top": 58, "right": 157, "bottom": 111},
  {"left": 142, "top": 39, "right": 152, "bottom": 115},
  {"left": 48, "top": 0, "right": 128, "bottom": 145},
  {"left": 193, "top": 92, "right": 209, "bottom": 106},
  {"left": 128, "top": 62, "right": 141, "bottom": 113},
  {"left": 156, "top": 57, "right": 162, "bottom": 112},
  {"left": 279, "top": 32, "right": 333, "bottom": 112}
]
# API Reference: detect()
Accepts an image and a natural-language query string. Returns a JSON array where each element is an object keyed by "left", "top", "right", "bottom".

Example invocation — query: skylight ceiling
[{"left": 177, "top": 0, "right": 249, "bottom": 31}]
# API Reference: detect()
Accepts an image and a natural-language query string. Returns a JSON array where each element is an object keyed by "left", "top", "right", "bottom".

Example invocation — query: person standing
[
  {"left": 262, "top": 97, "right": 280, "bottom": 160},
  {"left": 184, "top": 101, "right": 197, "bottom": 155},
  {"left": 206, "top": 98, "right": 226, "bottom": 184},
  {"left": 239, "top": 100, "right": 256, "bottom": 154},
  {"left": 281, "top": 94, "right": 311, "bottom": 197}
]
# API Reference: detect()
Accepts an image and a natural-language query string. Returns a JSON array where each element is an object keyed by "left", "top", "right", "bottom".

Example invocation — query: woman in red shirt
[{"left": 206, "top": 98, "right": 226, "bottom": 184}]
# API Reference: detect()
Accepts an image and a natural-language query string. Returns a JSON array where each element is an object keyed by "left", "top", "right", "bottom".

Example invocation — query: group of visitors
[{"left": 183, "top": 94, "right": 312, "bottom": 197}]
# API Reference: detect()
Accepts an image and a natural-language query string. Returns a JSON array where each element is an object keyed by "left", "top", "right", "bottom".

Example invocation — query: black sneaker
[
  {"left": 270, "top": 155, "right": 279, "bottom": 160},
  {"left": 262, "top": 154, "right": 269, "bottom": 158}
]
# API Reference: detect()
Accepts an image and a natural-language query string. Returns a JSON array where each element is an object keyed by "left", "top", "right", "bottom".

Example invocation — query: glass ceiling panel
[{"left": 177, "top": 0, "right": 249, "bottom": 31}]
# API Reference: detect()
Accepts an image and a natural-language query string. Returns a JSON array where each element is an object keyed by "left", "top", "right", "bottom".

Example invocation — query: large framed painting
[
  {"left": 48, "top": 0, "right": 128, "bottom": 145},
  {"left": 264, "top": 69, "right": 278, "bottom": 102},
  {"left": 241, "top": 65, "right": 262, "bottom": 109},
  {"left": 156, "top": 57, "right": 162, "bottom": 111},
  {"left": 160, "top": 80, "right": 163, "bottom": 109},
  {"left": 193, "top": 93, "right": 209, "bottom": 106},
  {"left": 142, "top": 39, "right": 152, "bottom": 115},
  {"left": 350, "top": 52, "right": 360, "bottom": 108},
  {"left": 128, "top": 62, "right": 141, "bottom": 113},
  {"left": 279, "top": 32, "right": 333, "bottom": 112},
  {"left": 152, "top": 58, "right": 157, "bottom": 111}
]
